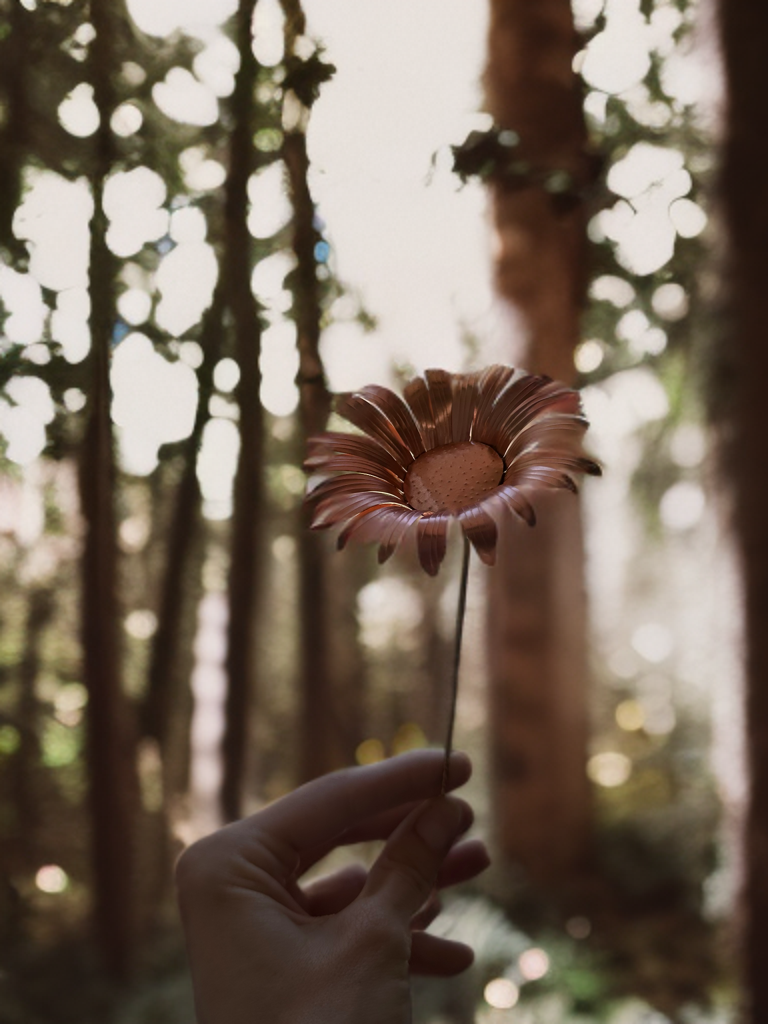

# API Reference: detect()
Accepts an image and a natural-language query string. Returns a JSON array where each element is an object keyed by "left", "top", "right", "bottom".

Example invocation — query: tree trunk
[
  {"left": 11, "top": 588, "right": 52, "bottom": 867},
  {"left": 220, "top": 0, "right": 266, "bottom": 823},
  {"left": 281, "top": 4, "right": 335, "bottom": 781},
  {"left": 143, "top": 288, "right": 225, "bottom": 759},
  {"left": 716, "top": 3, "right": 768, "bottom": 1019},
  {"left": 325, "top": 548, "right": 372, "bottom": 766},
  {"left": 80, "top": 0, "right": 139, "bottom": 973},
  {"left": 0, "top": 0, "right": 30, "bottom": 259},
  {"left": 484, "top": 0, "right": 594, "bottom": 882}
]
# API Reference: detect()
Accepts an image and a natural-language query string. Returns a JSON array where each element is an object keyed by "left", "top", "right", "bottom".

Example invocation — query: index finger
[{"left": 242, "top": 750, "right": 471, "bottom": 867}]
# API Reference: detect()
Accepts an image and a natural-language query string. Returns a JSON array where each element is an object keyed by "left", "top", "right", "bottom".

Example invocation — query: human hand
[{"left": 176, "top": 749, "right": 488, "bottom": 1024}]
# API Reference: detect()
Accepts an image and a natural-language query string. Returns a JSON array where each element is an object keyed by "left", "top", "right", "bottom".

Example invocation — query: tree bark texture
[
  {"left": 716, "top": 3, "right": 768, "bottom": 1019},
  {"left": 484, "top": 0, "right": 593, "bottom": 882},
  {"left": 80, "top": 0, "right": 139, "bottom": 974},
  {"left": 220, "top": 0, "right": 266, "bottom": 823},
  {"left": 281, "top": 6, "right": 336, "bottom": 781}
]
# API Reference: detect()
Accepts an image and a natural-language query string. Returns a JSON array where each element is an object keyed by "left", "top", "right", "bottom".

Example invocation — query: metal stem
[{"left": 441, "top": 533, "right": 471, "bottom": 794}]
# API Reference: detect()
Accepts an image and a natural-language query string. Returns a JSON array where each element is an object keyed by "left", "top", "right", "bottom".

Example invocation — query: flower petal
[
  {"left": 305, "top": 432, "right": 405, "bottom": 478},
  {"left": 336, "top": 505, "right": 418, "bottom": 552},
  {"left": 450, "top": 372, "right": 482, "bottom": 443},
  {"left": 416, "top": 514, "right": 449, "bottom": 576},
  {"left": 474, "top": 373, "right": 550, "bottom": 451},
  {"left": 304, "top": 454, "right": 405, "bottom": 490},
  {"left": 458, "top": 505, "right": 498, "bottom": 566},
  {"left": 494, "top": 381, "right": 582, "bottom": 449},
  {"left": 508, "top": 449, "right": 601, "bottom": 482},
  {"left": 424, "top": 369, "right": 454, "bottom": 447},
  {"left": 314, "top": 491, "right": 407, "bottom": 528},
  {"left": 501, "top": 413, "right": 589, "bottom": 464},
  {"left": 356, "top": 385, "right": 426, "bottom": 459},
  {"left": 378, "top": 508, "right": 423, "bottom": 563},
  {"left": 470, "top": 365, "right": 517, "bottom": 447},
  {"left": 308, "top": 473, "right": 406, "bottom": 527},
  {"left": 336, "top": 393, "right": 414, "bottom": 467},
  {"left": 485, "top": 483, "right": 537, "bottom": 526},
  {"left": 403, "top": 375, "right": 437, "bottom": 450},
  {"left": 307, "top": 472, "right": 401, "bottom": 504},
  {"left": 513, "top": 465, "right": 582, "bottom": 493}
]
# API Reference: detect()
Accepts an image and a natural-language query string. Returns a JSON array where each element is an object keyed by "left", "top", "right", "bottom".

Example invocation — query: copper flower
[{"left": 304, "top": 365, "right": 600, "bottom": 575}]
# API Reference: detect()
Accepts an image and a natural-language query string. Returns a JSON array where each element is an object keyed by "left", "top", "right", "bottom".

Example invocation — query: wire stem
[{"left": 441, "top": 533, "right": 471, "bottom": 794}]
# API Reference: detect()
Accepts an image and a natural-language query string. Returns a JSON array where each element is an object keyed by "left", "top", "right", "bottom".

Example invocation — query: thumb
[{"left": 360, "top": 796, "right": 472, "bottom": 927}]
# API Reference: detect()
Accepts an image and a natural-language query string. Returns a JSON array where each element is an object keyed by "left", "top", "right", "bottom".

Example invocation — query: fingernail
[{"left": 415, "top": 799, "right": 466, "bottom": 854}]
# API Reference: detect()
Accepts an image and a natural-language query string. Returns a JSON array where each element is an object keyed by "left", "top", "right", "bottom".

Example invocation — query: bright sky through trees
[{"left": 1, "top": 0, "right": 714, "bottom": 500}]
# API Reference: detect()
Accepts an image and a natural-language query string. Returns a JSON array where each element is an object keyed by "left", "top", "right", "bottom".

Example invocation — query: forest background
[{"left": 1, "top": 0, "right": 766, "bottom": 1021}]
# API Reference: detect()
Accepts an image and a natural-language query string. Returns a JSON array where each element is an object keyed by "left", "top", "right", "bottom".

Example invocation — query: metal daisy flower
[{"left": 304, "top": 364, "right": 600, "bottom": 576}]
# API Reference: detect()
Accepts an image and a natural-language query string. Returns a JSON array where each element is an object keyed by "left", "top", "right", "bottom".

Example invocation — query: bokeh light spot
[
  {"left": 590, "top": 274, "right": 635, "bottom": 307},
  {"left": 484, "top": 978, "right": 519, "bottom": 1010},
  {"left": 170, "top": 206, "right": 208, "bottom": 244},
  {"left": 652, "top": 282, "right": 689, "bottom": 321},
  {"left": 153, "top": 67, "right": 219, "bottom": 126},
  {"left": 670, "top": 423, "right": 705, "bottom": 467},
  {"left": 180, "top": 147, "right": 227, "bottom": 192},
  {"left": 355, "top": 738, "right": 385, "bottom": 766},
  {"left": 125, "top": 609, "right": 159, "bottom": 640},
  {"left": 58, "top": 83, "right": 100, "bottom": 137},
  {"left": 35, "top": 865, "right": 69, "bottom": 894},
  {"left": 358, "top": 578, "right": 423, "bottom": 652},
  {"left": 632, "top": 623, "right": 673, "bottom": 663},
  {"left": 214, "top": 358, "right": 241, "bottom": 393},
  {"left": 574, "top": 339, "right": 604, "bottom": 374},
  {"left": 248, "top": 164, "right": 292, "bottom": 239},
  {"left": 519, "top": 948, "right": 550, "bottom": 981},
  {"left": 670, "top": 197, "right": 708, "bottom": 238},
  {"left": 644, "top": 702, "right": 677, "bottom": 736},
  {"left": 111, "top": 103, "right": 143, "bottom": 137},
  {"left": 391, "top": 722, "right": 427, "bottom": 756},
  {"left": 616, "top": 699, "right": 645, "bottom": 732},
  {"left": 587, "top": 751, "right": 632, "bottom": 788},
  {"left": 117, "top": 288, "right": 152, "bottom": 326},
  {"left": 660, "top": 481, "right": 705, "bottom": 531}
]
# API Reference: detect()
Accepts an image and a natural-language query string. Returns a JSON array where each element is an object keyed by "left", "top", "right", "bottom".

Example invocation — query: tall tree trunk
[
  {"left": 716, "top": 3, "right": 768, "bottom": 1019},
  {"left": 0, "top": 0, "right": 30, "bottom": 259},
  {"left": 80, "top": 0, "right": 138, "bottom": 975},
  {"left": 143, "top": 287, "right": 225, "bottom": 758},
  {"left": 12, "top": 587, "right": 53, "bottom": 866},
  {"left": 484, "top": 0, "right": 594, "bottom": 882},
  {"left": 281, "top": 0, "right": 335, "bottom": 781},
  {"left": 328, "top": 550, "right": 372, "bottom": 766},
  {"left": 220, "top": 0, "right": 266, "bottom": 823}
]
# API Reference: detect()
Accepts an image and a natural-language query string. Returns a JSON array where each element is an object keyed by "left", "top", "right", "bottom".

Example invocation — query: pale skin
[{"left": 176, "top": 749, "right": 489, "bottom": 1024}]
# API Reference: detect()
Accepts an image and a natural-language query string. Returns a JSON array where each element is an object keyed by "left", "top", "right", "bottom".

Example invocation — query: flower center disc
[{"left": 404, "top": 442, "right": 504, "bottom": 514}]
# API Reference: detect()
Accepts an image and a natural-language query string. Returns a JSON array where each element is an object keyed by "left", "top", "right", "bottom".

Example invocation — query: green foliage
[
  {"left": 40, "top": 717, "right": 82, "bottom": 768},
  {"left": 0, "top": 723, "right": 21, "bottom": 755},
  {"left": 451, "top": 124, "right": 599, "bottom": 216}
]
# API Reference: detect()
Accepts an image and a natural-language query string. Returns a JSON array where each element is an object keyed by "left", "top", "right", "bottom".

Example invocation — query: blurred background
[{"left": 0, "top": 0, "right": 762, "bottom": 1020}]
